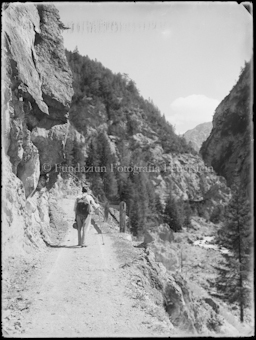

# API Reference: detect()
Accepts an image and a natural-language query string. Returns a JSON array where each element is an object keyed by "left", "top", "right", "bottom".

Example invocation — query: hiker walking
[{"left": 74, "top": 187, "right": 100, "bottom": 247}]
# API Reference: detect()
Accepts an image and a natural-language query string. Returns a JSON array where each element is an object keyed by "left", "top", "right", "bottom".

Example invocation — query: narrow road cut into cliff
[{"left": 17, "top": 198, "right": 169, "bottom": 337}]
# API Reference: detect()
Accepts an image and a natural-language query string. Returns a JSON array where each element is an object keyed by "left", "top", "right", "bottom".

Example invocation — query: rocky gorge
[{"left": 2, "top": 3, "right": 253, "bottom": 337}]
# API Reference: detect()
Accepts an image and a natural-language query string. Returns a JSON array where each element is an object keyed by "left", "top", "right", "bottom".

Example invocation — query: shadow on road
[{"left": 44, "top": 243, "right": 81, "bottom": 249}]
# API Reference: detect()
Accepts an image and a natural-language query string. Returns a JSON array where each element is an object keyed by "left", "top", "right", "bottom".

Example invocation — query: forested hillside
[
  {"left": 64, "top": 48, "right": 197, "bottom": 236},
  {"left": 65, "top": 49, "right": 195, "bottom": 154}
]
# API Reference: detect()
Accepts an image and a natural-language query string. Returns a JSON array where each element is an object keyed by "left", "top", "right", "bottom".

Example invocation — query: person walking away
[{"left": 74, "top": 187, "right": 100, "bottom": 247}]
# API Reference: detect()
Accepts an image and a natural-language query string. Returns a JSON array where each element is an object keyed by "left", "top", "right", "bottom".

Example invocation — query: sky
[{"left": 55, "top": 2, "right": 252, "bottom": 134}]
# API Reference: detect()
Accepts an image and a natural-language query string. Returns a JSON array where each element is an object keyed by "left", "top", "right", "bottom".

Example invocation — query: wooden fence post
[
  {"left": 104, "top": 200, "right": 109, "bottom": 222},
  {"left": 119, "top": 201, "right": 126, "bottom": 233}
]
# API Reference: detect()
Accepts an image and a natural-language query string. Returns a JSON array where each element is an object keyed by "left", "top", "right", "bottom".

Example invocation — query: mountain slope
[
  {"left": 200, "top": 62, "right": 253, "bottom": 192},
  {"left": 65, "top": 49, "right": 196, "bottom": 155},
  {"left": 64, "top": 49, "right": 231, "bottom": 236},
  {"left": 183, "top": 122, "right": 212, "bottom": 152}
]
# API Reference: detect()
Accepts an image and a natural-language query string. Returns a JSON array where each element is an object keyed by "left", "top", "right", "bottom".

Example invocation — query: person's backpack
[{"left": 76, "top": 195, "right": 91, "bottom": 217}]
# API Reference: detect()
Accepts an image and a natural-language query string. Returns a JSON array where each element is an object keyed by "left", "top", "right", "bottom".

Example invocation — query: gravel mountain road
[{"left": 18, "top": 198, "right": 170, "bottom": 337}]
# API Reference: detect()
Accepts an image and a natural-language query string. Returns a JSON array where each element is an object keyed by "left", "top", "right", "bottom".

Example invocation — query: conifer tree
[
  {"left": 155, "top": 194, "right": 164, "bottom": 223},
  {"left": 73, "top": 139, "right": 86, "bottom": 178},
  {"left": 163, "top": 193, "right": 183, "bottom": 232},
  {"left": 91, "top": 174, "right": 105, "bottom": 199},
  {"left": 103, "top": 164, "right": 118, "bottom": 200},
  {"left": 96, "top": 131, "right": 118, "bottom": 200},
  {"left": 210, "top": 205, "right": 224, "bottom": 224},
  {"left": 132, "top": 172, "right": 148, "bottom": 236},
  {"left": 183, "top": 201, "right": 193, "bottom": 228},
  {"left": 145, "top": 178, "right": 156, "bottom": 217},
  {"left": 216, "top": 185, "right": 252, "bottom": 322},
  {"left": 86, "top": 138, "right": 100, "bottom": 169},
  {"left": 129, "top": 191, "right": 141, "bottom": 236}
]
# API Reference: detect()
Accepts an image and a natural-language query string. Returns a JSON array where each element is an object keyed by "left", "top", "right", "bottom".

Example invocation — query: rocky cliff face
[
  {"left": 200, "top": 62, "right": 252, "bottom": 192},
  {"left": 183, "top": 122, "right": 212, "bottom": 152},
  {"left": 127, "top": 134, "right": 231, "bottom": 216},
  {"left": 3, "top": 3, "right": 73, "bottom": 257}
]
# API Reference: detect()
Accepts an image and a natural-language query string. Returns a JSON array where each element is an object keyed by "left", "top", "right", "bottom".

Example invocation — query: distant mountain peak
[{"left": 183, "top": 122, "right": 212, "bottom": 152}]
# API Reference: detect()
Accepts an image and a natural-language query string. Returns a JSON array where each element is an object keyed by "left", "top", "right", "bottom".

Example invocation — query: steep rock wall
[
  {"left": 200, "top": 62, "right": 252, "bottom": 192},
  {"left": 2, "top": 3, "right": 73, "bottom": 257},
  {"left": 4, "top": 3, "right": 73, "bottom": 194}
]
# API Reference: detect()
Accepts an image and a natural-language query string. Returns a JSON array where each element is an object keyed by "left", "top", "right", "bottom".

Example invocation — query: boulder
[
  {"left": 131, "top": 133, "right": 157, "bottom": 149},
  {"left": 164, "top": 275, "right": 196, "bottom": 333},
  {"left": 158, "top": 224, "right": 175, "bottom": 243},
  {"left": 144, "top": 229, "right": 154, "bottom": 244},
  {"left": 144, "top": 224, "right": 174, "bottom": 245},
  {"left": 154, "top": 249, "right": 179, "bottom": 272}
]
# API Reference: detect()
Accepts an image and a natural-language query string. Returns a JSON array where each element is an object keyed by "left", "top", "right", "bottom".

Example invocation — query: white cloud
[
  {"left": 168, "top": 94, "right": 219, "bottom": 134},
  {"left": 161, "top": 29, "right": 172, "bottom": 38}
]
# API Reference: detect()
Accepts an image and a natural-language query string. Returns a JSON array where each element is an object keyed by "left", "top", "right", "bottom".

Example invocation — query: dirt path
[{"left": 17, "top": 198, "right": 170, "bottom": 337}]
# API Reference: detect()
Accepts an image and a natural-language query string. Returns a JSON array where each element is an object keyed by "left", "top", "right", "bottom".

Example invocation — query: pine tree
[
  {"left": 199, "top": 174, "right": 208, "bottom": 197},
  {"left": 183, "top": 201, "right": 193, "bottom": 228},
  {"left": 73, "top": 139, "right": 86, "bottom": 178},
  {"left": 163, "top": 193, "right": 183, "bottom": 232},
  {"left": 91, "top": 174, "right": 105, "bottom": 199},
  {"left": 129, "top": 191, "right": 141, "bottom": 236},
  {"left": 155, "top": 194, "right": 164, "bottom": 223},
  {"left": 86, "top": 138, "right": 100, "bottom": 169},
  {"left": 96, "top": 131, "right": 118, "bottom": 200},
  {"left": 103, "top": 164, "right": 118, "bottom": 200},
  {"left": 132, "top": 172, "right": 148, "bottom": 236},
  {"left": 122, "top": 178, "right": 135, "bottom": 232},
  {"left": 145, "top": 179, "right": 157, "bottom": 217},
  {"left": 210, "top": 205, "right": 224, "bottom": 224},
  {"left": 216, "top": 185, "right": 252, "bottom": 322}
]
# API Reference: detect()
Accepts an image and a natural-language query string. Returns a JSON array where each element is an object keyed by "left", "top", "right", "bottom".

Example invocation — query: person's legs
[
  {"left": 81, "top": 214, "right": 92, "bottom": 246},
  {"left": 76, "top": 215, "right": 82, "bottom": 246}
]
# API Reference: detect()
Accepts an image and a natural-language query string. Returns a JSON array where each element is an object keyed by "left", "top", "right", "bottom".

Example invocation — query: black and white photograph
[{"left": 2, "top": 2, "right": 254, "bottom": 337}]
